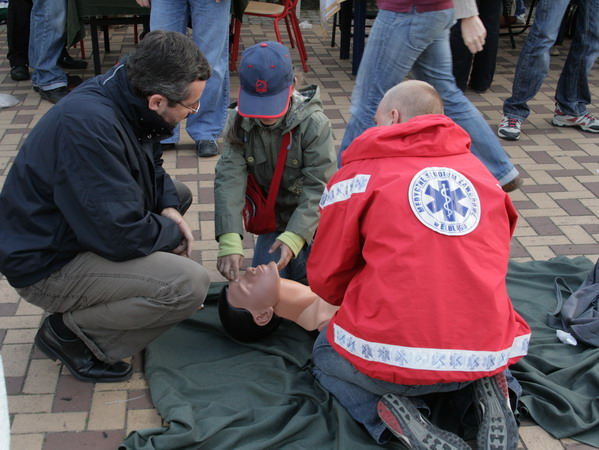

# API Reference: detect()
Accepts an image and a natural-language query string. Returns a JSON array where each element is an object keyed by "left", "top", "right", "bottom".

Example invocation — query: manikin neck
[{"left": 272, "top": 279, "right": 338, "bottom": 331}]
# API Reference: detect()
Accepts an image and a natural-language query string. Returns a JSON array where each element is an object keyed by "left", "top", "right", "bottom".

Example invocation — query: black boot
[
  {"left": 10, "top": 66, "right": 30, "bottom": 81},
  {"left": 58, "top": 48, "right": 88, "bottom": 70},
  {"left": 35, "top": 315, "right": 132, "bottom": 383}
]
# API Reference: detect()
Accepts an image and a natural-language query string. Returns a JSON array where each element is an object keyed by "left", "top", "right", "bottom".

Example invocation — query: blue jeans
[
  {"left": 503, "top": 0, "right": 599, "bottom": 121},
  {"left": 150, "top": 0, "right": 231, "bottom": 143},
  {"left": 514, "top": 0, "right": 526, "bottom": 17},
  {"left": 29, "top": 0, "right": 67, "bottom": 91},
  {"left": 312, "top": 327, "right": 471, "bottom": 443},
  {"left": 339, "top": 8, "right": 518, "bottom": 186},
  {"left": 252, "top": 232, "right": 310, "bottom": 282}
]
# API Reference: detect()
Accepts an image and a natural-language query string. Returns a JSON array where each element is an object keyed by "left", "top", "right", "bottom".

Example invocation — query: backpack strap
[{"left": 264, "top": 129, "right": 295, "bottom": 211}]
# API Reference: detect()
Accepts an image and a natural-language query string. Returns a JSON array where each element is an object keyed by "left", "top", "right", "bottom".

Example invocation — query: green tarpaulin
[
  {"left": 121, "top": 257, "right": 599, "bottom": 449},
  {"left": 507, "top": 257, "right": 599, "bottom": 447}
]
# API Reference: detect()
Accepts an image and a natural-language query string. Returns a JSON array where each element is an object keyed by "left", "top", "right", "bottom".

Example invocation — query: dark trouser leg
[{"left": 7, "top": 0, "right": 33, "bottom": 67}]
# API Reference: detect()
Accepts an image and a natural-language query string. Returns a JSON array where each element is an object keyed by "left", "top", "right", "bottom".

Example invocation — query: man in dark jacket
[{"left": 0, "top": 31, "right": 212, "bottom": 383}]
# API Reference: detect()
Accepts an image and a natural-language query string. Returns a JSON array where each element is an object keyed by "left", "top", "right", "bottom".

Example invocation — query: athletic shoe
[
  {"left": 552, "top": 108, "right": 599, "bottom": 133},
  {"left": 377, "top": 393, "right": 470, "bottom": 450},
  {"left": 473, "top": 373, "right": 518, "bottom": 450},
  {"left": 497, "top": 116, "right": 522, "bottom": 141}
]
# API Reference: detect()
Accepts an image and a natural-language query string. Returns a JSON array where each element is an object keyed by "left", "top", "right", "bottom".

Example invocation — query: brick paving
[{"left": 1, "top": 11, "right": 599, "bottom": 450}]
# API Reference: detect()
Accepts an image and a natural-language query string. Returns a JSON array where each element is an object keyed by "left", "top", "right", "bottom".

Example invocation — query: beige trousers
[{"left": 18, "top": 251, "right": 209, "bottom": 363}]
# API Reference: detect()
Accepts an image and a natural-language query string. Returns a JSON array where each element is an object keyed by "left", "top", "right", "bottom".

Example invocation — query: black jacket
[{"left": 0, "top": 63, "right": 183, "bottom": 288}]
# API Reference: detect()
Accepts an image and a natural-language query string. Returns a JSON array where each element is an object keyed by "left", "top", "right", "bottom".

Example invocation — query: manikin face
[{"left": 227, "top": 261, "right": 280, "bottom": 314}]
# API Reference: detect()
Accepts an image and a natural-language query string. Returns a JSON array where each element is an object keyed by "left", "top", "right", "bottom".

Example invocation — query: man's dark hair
[
  {"left": 217, "top": 286, "right": 282, "bottom": 342},
  {"left": 126, "top": 30, "right": 211, "bottom": 104}
]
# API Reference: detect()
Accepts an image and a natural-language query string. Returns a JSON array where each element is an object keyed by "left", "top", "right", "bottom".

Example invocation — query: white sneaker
[
  {"left": 498, "top": 116, "right": 522, "bottom": 141},
  {"left": 552, "top": 108, "right": 599, "bottom": 133}
]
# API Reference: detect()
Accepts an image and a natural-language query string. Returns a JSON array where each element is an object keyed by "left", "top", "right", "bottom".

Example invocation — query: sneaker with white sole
[
  {"left": 473, "top": 373, "right": 518, "bottom": 450},
  {"left": 552, "top": 108, "right": 599, "bottom": 133},
  {"left": 498, "top": 116, "right": 522, "bottom": 141},
  {"left": 377, "top": 393, "right": 471, "bottom": 450}
]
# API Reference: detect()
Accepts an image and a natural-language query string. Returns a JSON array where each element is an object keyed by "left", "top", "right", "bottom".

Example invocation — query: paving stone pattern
[{"left": 1, "top": 11, "right": 598, "bottom": 450}]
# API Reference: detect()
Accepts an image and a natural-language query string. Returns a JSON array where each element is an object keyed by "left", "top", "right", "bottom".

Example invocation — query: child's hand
[
  {"left": 218, "top": 254, "right": 244, "bottom": 282},
  {"left": 269, "top": 240, "right": 293, "bottom": 271}
]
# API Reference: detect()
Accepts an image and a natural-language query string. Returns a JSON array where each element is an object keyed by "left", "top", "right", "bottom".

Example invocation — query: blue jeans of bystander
[
  {"left": 503, "top": 0, "right": 599, "bottom": 120},
  {"left": 339, "top": 8, "right": 518, "bottom": 186},
  {"left": 150, "top": 0, "right": 231, "bottom": 143},
  {"left": 29, "top": 0, "right": 67, "bottom": 90}
]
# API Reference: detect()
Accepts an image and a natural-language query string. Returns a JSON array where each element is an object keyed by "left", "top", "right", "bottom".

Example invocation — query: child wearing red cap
[{"left": 214, "top": 41, "right": 337, "bottom": 283}]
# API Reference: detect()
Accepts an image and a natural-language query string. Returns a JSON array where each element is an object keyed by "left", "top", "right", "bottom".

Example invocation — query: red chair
[{"left": 230, "top": 0, "right": 309, "bottom": 72}]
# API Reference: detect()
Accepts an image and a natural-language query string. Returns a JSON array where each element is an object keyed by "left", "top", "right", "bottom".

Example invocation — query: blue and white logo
[{"left": 409, "top": 167, "right": 480, "bottom": 236}]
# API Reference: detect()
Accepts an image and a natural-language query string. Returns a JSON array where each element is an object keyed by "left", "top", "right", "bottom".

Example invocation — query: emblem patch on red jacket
[
  {"left": 409, "top": 167, "right": 480, "bottom": 236},
  {"left": 320, "top": 174, "right": 370, "bottom": 208}
]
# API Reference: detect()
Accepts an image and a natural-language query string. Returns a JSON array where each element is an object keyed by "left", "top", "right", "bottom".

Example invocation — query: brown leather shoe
[
  {"left": 501, "top": 175, "right": 523, "bottom": 193},
  {"left": 35, "top": 315, "right": 132, "bottom": 383}
]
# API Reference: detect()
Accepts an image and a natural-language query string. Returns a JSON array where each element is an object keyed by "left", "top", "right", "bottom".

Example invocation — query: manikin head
[
  {"left": 374, "top": 80, "right": 444, "bottom": 127},
  {"left": 218, "top": 262, "right": 283, "bottom": 342}
]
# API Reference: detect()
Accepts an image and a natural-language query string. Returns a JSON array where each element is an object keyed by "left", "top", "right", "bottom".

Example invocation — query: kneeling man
[{"left": 307, "top": 81, "right": 531, "bottom": 450}]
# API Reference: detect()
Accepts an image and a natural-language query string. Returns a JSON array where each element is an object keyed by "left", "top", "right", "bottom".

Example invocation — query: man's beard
[{"left": 160, "top": 109, "right": 184, "bottom": 128}]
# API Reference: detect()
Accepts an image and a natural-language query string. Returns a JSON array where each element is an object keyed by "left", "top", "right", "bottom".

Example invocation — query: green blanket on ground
[
  {"left": 120, "top": 280, "right": 401, "bottom": 449},
  {"left": 121, "top": 257, "right": 599, "bottom": 449},
  {"left": 507, "top": 257, "right": 599, "bottom": 447}
]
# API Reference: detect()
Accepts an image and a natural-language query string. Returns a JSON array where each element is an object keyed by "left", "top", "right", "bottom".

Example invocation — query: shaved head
[{"left": 375, "top": 80, "right": 444, "bottom": 126}]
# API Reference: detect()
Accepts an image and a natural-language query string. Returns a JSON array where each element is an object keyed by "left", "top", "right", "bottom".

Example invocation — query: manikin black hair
[{"left": 218, "top": 286, "right": 282, "bottom": 342}]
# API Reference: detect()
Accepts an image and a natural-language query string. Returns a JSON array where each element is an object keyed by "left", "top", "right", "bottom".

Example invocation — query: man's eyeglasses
[{"left": 177, "top": 100, "right": 200, "bottom": 114}]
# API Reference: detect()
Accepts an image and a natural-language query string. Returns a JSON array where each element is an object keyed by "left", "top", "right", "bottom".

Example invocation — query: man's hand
[
  {"left": 218, "top": 254, "right": 244, "bottom": 282},
  {"left": 135, "top": 0, "right": 151, "bottom": 7},
  {"left": 269, "top": 240, "right": 293, "bottom": 271},
  {"left": 161, "top": 207, "right": 193, "bottom": 258},
  {"left": 460, "top": 16, "right": 486, "bottom": 54}
]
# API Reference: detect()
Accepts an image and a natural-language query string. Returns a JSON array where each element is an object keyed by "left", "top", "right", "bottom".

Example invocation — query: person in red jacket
[{"left": 307, "top": 80, "right": 531, "bottom": 450}]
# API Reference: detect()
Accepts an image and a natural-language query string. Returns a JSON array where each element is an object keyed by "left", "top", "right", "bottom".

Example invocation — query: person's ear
[
  {"left": 253, "top": 307, "right": 274, "bottom": 326},
  {"left": 147, "top": 94, "right": 166, "bottom": 113},
  {"left": 390, "top": 108, "right": 402, "bottom": 124}
]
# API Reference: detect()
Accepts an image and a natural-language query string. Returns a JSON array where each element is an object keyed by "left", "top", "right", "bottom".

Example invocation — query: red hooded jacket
[{"left": 307, "top": 115, "right": 531, "bottom": 385}]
